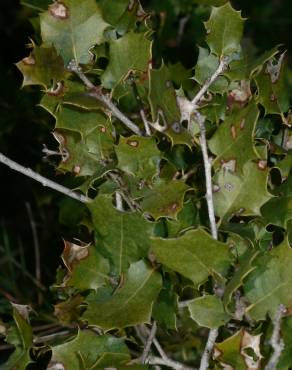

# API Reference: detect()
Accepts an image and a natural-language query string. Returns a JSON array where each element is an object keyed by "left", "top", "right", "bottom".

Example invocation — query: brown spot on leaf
[
  {"left": 127, "top": 139, "right": 139, "bottom": 148},
  {"left": 257, "top": 160, "right": 267, "bottom": 170},
  {"left": 240, "top": 119, "right": 245, "bottom": 130},
  {"left": 73, "top": 165, "right": 81, "bottom": 174},
  {"left": 222, "top": 159, "right": 236, "bottom": 172},
  {"left": 49, "top": 2, "right": 69, "bottom": 20},
  {"left": 62, "top": 241, "right": 89, "bottom": 272},
  {"left": 22, "top": 55, "right": 36, "bottom": 65},
  {"left": 171, "top": 122, "right": 181, "bottom": 133},
  {"left": 47, "top": 362, "right": 65, "bottom": 370},
  {"left": 213, "top": 184, "right": 220, "bottom": 193},
  {"left": 231, "top": 125, "right": 237, "bottom": 140},
  {"left": 224, "top": 183, "right": 234, "bottom": 191},
  {"left": 99, "top": 125, "right": 107, "bottom": 133},
  {"left": 270, "top": 94, "right": 277, "bottom": 102}
]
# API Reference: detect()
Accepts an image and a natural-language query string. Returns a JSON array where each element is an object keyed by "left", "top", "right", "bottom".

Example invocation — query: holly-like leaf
[
  {"left": 151, "top": 228, "right": 231, "bottom": 287},
  {"left": 83, "top": 260, "right": 162, "bottom": 330},
  {"left": 195, "top": 47, "right": 229, "bottom": 94},
  {"left": 244, "top": 239, "right": 292, "bottom": 320},
  {"left": 152, "top": 288, "right": 178, "bottom": 330},
  {"left": 166, "top": 200, "right": 199, "bottom": 237},
  {"left": 115, "top": 135, "right": 161, "bottom": 181},
  {"left": 277, "top": 316, "right": 292, "bottom": 370},
  {"left": 141, "top": 179, "right": 190, "bottom": 220},
  {"left": 148, "top": 63, "right": 193, "bottom": 146},
  {"left": 101, "top": 32, "right": 151, "bottom": 89},
  {"left": 40, "top": 0, "right": 109, "bottom": 65},
  {"left": 209, "top": 100, "right": 260, "bottom": 173},
  {"left": 47, "top": 330, "right": 130, "bottom": 370},
  {"left": 213, "top": 161, "right": 272, "bottom": 220},
  {"left": 215, "top": 329, "right": 263, "bottom": 370},
  {"left": 188, "top": 295, "right": 230, "bottom": 329},
  {"left": 61, "top": 241, "right": 110, "bottom": 291},
  {"left": 194, "top": 0, "right": 228, "bottom": 5},
  {"left": 88, "top": 195, "right": 154, "bottom": 274},
  {"left": 2, "top": 304, "right": 33, "bottom": 370},
  {"left": 261, "top": 174, "right": 292, "bottom": 229},
  {"left": 204, "top": 3, "right": 245, "bottom": 57},
  {"left": 223, "top": 249, "right": 259, "bottom": 314},
  {"left": 16, "top": 45, "right": 64, "bottom": 88},
  {"left": 255, "top": 52, "right": 289, "bottom": 115}
]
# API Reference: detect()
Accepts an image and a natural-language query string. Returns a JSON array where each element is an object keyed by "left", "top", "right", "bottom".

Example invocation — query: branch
[
  {"left": 195, "top": 112, "right": 218, "bottom": 239},
  {"left": 191, "top": 57, "right": 228, "bottom": 108},
  {"left": 265, "top": 304, "right": 286, "bottom": 370},
  {"left": 0, "top": 152, "right": 90, "bottom": 203},
  {"left": 148, "top": 355, "right": 196, "bottom": 370},
  {"left": 69, "top": 61, "right": 143, "bottom": 136},
  {"left": 140, "top": 321, "right": 157, "bottom": 364},
  {"left": 199, "top": 328, "right": 219, "bottom": 370}
]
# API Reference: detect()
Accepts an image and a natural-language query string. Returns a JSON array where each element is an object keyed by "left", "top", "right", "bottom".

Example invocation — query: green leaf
[
  {"left": 151, "top": 228, "right": 231, "bottom": 287},
  {"left": 166, "top": 200, "right": 199, "bottom": 237},
  {"left": 209, "top": 100, "right": 260, "bottom": 173},
  {"left": 116, "top": 135, "right": 161, "bottom": 181},
  {"left": 83, "top": 260, "right": 162, "bottom": 330},
  {"left": 223, "top": 249, "right": 259, "bottom": 313},
  {"left": 141, "top": 179, "right": 190, "bottom": 220},
  {"left": 244, "top": 239, "right": 292, "bottom": 320},
  {"left": 16, "top": 45, "right": 64, "bottom": 88},
  {"left": 61, "top": 241, "right": 110, "bottom": 291},
  {"left": 204, "top": 3, "right": 245, "bottom": 57},
  {"left": 152, "top": 288, "right": 178, "bottom": 330},
  {"left": 194, "top": 0, "right": 228, "bottom": 5},
  {"left": 255, "top": 52, "right": 289, "bottom": 115},
  {"left": 40, "top": 0, "right": 109, "bottom": 65},
  {"left": 188, "top": 295, "right": 231, "bottom": 329},
  {"left": 1, "top": 304, "right": 33, "bottom": 370},
  {"left": 47, "top": 330, "right": 130, "bottom": 369},
  {"left": 195, "top": 47, "right": 229, "bottom": 93},
  {"left": 88, "top": 195, "right": 154, "bottom": 274},
  {"left": 148, "top": 63, "right": 193, "bottom": 146},
  {"left": 20, "top": 0, "right": 51, "bottom": 11},
  {"left": 277, "top": 316, "right": 292, "bottom": 370},
  {"left": 261, "top": 174, "right": 292, "bottom": 229},
  {"left": 213, "top": 161, "right": 272, "bottom": 220},
  {"left": 101, "top": 32, "right": 151, "bottom": 89},
  {"left": 214, "top": 329, "right": 263, "bottom": 370}
]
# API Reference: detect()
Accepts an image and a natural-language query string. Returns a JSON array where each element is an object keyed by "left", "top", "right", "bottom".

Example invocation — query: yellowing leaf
[
  {"left": 83, "top": 260, "right": 162, "bottom": 330},
  {"left": 40, "top": 0, "right": 109, "bottom": 65}
]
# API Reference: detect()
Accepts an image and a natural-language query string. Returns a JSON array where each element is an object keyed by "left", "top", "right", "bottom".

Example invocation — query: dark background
[{"left": 0, "top": 0, "right": 291, "bottom": 341}]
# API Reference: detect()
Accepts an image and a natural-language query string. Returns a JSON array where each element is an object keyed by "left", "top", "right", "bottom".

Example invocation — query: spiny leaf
[
  {"left": 152, "top": 287, "right": 178, "bottom": 330},
  {"left": 141, "top": 179, "right": 190, "bottom": 220},
  {"left": 101, "top": 31, "right": 151, "bottom": 89},
  {"left": 204, "top": 3, "right": 245, "bottom": 57},
  {"left": 47, "top": 330, "right": 130, "bottom": 370},
  {"left": 255, "top": 52, "right": 289, "bottom": 115},
  {"left": 1, "top": 304, "right": 33, "bottom": 370},
  {"left": 83, "top": 260, "right": 162, "bottom": 330},
  {"left": 16, "top": 45, "right": 64, "bottom": 88},
  {"left": 148, "top": 63, "right": 193, "bottom": 146},
  {"left": 151, "top": 228, "right": 231, "bottom": 287},
  {"left": 213, "top": 161, "right": 272, "bottom": 220},
  {"left": 209, "top": 100, "right": 260, "bottom": 173},
  {"left": 188, "top": 295, "right": 231, "bottom": 329},
  {"left": 115, "top": 135, "right": 161, "bottom": 181},
  {"left": 88, "top": 195, "right": 154, "bottom": 274},
  {"left": 261, "top": 174, "right": 292, "bottom": 229},
  {"left": 61, "top": 241, "right": 110, "bottom": 291},
  {"left": 244, "top": 239, "right": 292, "bottom": 320},
  {"left": 40, "top": 0, "right": 109, "bottom": 65}
]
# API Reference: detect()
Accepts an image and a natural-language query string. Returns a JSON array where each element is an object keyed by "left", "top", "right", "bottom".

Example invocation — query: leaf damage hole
[
  {"left": 257, "top": 160, "right": 267, "bottom": 170},
  {"left": 224, "top": 183, "right": 234, "bottom": 191},
  {"left": 49, "top": 2, "right": 69, "bottom": 20},
  {"left": 127, "top": 139, "right": 139, "bottom": 148}
]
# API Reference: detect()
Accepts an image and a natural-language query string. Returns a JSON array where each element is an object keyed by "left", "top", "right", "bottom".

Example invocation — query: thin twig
[
  {"left": 0, "top": 152, "right": 90, "bottom": 203},
  {"left": 69, "top": 61, "right": 143, "bottom": 136},
  {"left": 33, "top": 330, "right": 73, "bottom": 344},
  {"left": 199, "top": 328, "right": 219, "bottom": 370},
  {"left": 148, "top": 355, "right": 196, "bottom": 370},
  {"left": 140, "top": 109, "right": 152, "bottom": 136},
  {"left": 25, "top": 203, "right": 42, "bottom": 305},
  {"left": 140, "top": 321, "right": 157, "bottom": 364},
  {"left": 265, "top": 304, "right": 286, "bottom": 370},
  {"left": 191, "top": 57, "right": 228, "bottom": 108},
  {"left": 195, "top": 112, "right": 218, "bottom": 239}
]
